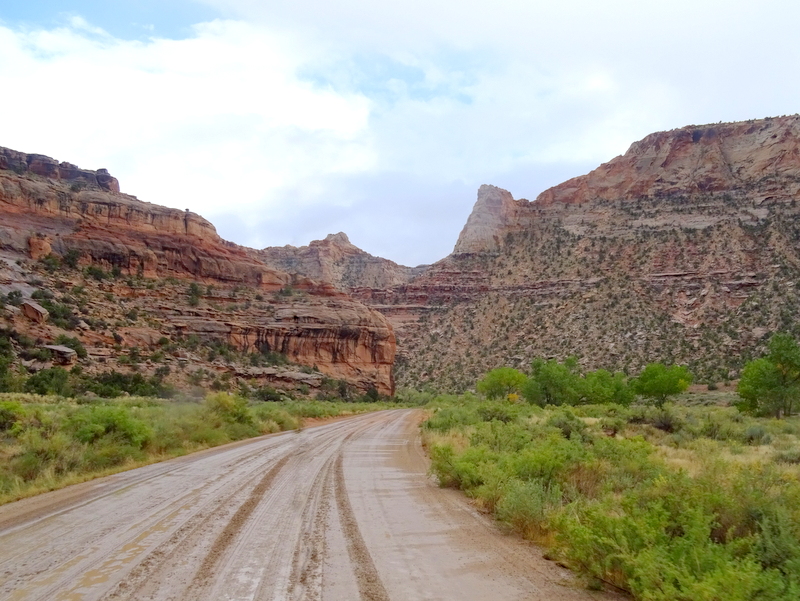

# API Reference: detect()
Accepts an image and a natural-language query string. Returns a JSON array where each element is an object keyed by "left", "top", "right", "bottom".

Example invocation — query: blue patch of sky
[
  {"left": 0, "top": 0, "right": 219, "bottom": 40},
  {"left": 299, "top": 48, "right": 497, "bottom": 107}
]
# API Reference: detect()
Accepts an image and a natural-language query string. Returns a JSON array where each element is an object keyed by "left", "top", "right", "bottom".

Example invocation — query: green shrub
[
  {"left": 54, "top": 335, "right": 87, "bottom": 359},
  {"left": 496, "top": 478, "right": 562, "bottom": 539},
  {"left": 39, "top": 254, "right": 61, "bottom": 273},
  {"left": 471, "top": 420, "right": 532, "bottom": 452},
  {"left": 476, "top": 402, "right": 518, "bottom": 423},
  {"left": 68, "top": 406, "right": 152, "bottom": 448},
  {"left": 5, "top": 290, "right": 23, "bottom": 306},
  {"left": 423, "top": 392, "right": 800, "bottom": 600},
  {"left": 545, "top": 408, "right": 586, "bottom": 439},
  {"left": 253, "top": 385, "right": 283, "bottom": 402},
  {"left": 85, "top": 265, "right": 109, "bottom": 281},
  {"left": 423, "top": 406, "right": 480, "bottom": 431},
  {"left": 0, "top": 401, "right": 25, "bottom": 431},
  {"left": 63, "top": 249, "right": 81, "bottom": 269},
  {"left": 25, "top": 368, "right": 73, "bottom": 396},
  {"left": 773, "top": 448, "right": 800, "bottom": 464},
  {"left": 81, "top": 371, "right": 169, "bottom": 398},
  {"left": 744, "top": 424, "right": 772, "bottom": 445},
  {"left": 205, "top": 392, "right": 254, "bottom": 426},
  {"left": 651, "top": 408, "right": 683, "bottom": 433},
  {"left": 36, "top": 297, "right": 79, "bottom": 330}
]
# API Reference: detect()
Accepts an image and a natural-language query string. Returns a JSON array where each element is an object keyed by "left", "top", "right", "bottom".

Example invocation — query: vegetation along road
[{"left": 0, "top": 409, "right": 618, "bottom": 601}]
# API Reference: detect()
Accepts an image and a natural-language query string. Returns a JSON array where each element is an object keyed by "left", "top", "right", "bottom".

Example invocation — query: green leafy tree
[
  {"left": 738, "top": 333, "right": 800, "bottom": 418},
  {"left": 477, "top": 367, "right": 527, "bottom": 400},
  {"left": 522, "top": 358, "right": 582, "bottom": 406},
  {"left": 632, "top": 363, "right": 693, "bottom": 408},
  {"left": 25, "top": 367, "right": 73, "bottom": 397},
  {"left": 582, "top": 369, "right": 635, "bottom": 406}
]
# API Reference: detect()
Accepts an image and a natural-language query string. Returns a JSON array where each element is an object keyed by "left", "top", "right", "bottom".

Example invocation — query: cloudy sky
[{"left": 2, "top": 1, "right": 798, "bottom": 265}]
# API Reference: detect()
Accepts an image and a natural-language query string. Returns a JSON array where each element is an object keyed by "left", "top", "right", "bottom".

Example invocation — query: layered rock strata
[
  {"left": 159, "top": 300, "right": 395, "bottom": 393},
  {"left": 272, "top": 116, "right": 800, "bottom": 390},
  {"left": 0, "top": 148, "right": 395, "bottom": 394},
  {"left": 390, "top": 116, "right": 800, "bottom": 389},
  {"left": 259, "top": 232, "right": 427, "bottom": 291}
]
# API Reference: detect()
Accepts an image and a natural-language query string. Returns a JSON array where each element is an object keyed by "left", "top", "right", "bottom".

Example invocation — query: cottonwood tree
[
  {"left": 477, "top": 367, "right": 527, "bottom": 400},
  {"left": 633, "top": 363, "right": 693, "bottom": 408},
  {"left": 738, "top": 333, "right": 800, "bottom": 418},
  {"left": 522, "top": 358, "right": 582, "bottom": 406},
  {"left": 582, "top": 369, "right": 635, "bottom": 406}
]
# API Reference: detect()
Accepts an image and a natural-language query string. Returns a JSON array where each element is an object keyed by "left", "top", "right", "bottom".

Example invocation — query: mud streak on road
[
  {"left": 188, "top": 454, "right": 291, "bottom": 595},
  {"left": 334, "top": 454, "right": 390, "bottom": 601}
]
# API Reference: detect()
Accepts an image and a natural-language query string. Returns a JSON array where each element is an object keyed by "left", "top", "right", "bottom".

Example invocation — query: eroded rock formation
[
  {"left": 0, "top": 148, "right": 395, "bottom": 394},
  {"left": 260, "top": 232, "right": 426, "bottom": 291},
  {"left": 164, "top": 300, "right": 395, "bottom": 393},
  {"left": 537, "top": 116, "right": 800, "bottom": 205},
  {"left": 452, "top": 184, "right": 524, "bottom": 254},
  {"left": 335, "top": 116, "right": 800, "bottom": 390}
]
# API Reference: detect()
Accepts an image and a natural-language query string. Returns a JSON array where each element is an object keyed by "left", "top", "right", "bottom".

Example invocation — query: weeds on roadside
[
  {"left": 424, "top": 396, "right": 800, "bottom": 600},
  {"left": 0, "top": 392, "right": 399, "bottom": 505}
]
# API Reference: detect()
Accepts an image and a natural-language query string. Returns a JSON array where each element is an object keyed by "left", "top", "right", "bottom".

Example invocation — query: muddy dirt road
[{"left": 0, "top": 409, "right": 618, "bottom": 600}]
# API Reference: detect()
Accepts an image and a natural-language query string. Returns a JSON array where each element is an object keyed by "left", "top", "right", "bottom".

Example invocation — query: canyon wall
[
  {"left": 0, "top": 148, "right": 395, "bottom": 394},
  {"left": 391, "top": 116, "right": 800, "bottom": 389},
  {"left": 268, "top": 116, "right": 800, "bottom": 391}
]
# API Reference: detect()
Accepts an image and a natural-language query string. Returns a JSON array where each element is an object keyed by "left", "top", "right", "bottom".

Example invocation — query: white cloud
[
  {"left": 0, "top": 18, "right": 373, "bottom": 218},
  {"left": 2, "top": 1, "right": 800, "bottom": 265}
]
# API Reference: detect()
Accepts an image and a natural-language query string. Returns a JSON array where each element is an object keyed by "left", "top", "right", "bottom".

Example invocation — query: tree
[
  {"left": 522, "top": 358, "right": 582, "bottom": 406},
  {"left": 477, "top": 367, "right": 527, "bottom": 400},
  {"left": 738, "top": 333, "right": 800, "bottom": 418},
  {"left": 0, "top": 335, "right": 15, "bottom": 392},
  {"left": 25, "top": 367, "right": 73, "bottom": 397},
  {"left": 632, "top": 363, "right": 692, "bottom": 408},
  {"left": 582, "top": 369, "right": 635, "bottom": 406}
]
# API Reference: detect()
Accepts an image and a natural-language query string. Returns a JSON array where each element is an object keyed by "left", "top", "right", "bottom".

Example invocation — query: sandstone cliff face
[
  {"left": 0, "top": 160, "right": 294, "bottom": 288},
  {"left": 367, "top": 116, "right": 800, "bottom": 390},
  {"left": 164, "top": 300, "right": 395, "bottom": 394},
  {"left": 0, "top": 147, "right": 121, "bottom": 193},
  {"left": 0, "top": 147, "right": 395, "bottom": 394},
  {"left": 452, "top": 184, "right": 524, "bottom": 254},
  {"left": 536, "top": 115, "right": 800, "bottom": 205},
  {"left": 259, "top": 232, "right": 426, "bottom": 291}
]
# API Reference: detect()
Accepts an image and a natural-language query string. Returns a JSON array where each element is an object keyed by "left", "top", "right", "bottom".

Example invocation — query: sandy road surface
[{"left": 0, "top": 409, "right": 620, "bottom": 601}]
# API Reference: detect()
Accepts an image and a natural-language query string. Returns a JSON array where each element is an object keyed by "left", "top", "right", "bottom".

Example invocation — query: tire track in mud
[
  {"left": 185, "top": 454, "right": 292, "bottom": 596},
  {"left": 334, "top": 453, "right": 390, "bottom": 601},
  {"left": 283, "top": 457, "right": 334, "bottom": 601},
  {"left": 0, "top": 411, "right": 420, "bottom": 601},
  {"left": 3, "top": 446, "right": 295, "bottom": 601},
  {"left": 124, "top": 415, "right": 384, "bottom": 601},
  {"left": 105, "top": 443, "right": 297, "bottom": 600},
  {"left": 0, "top": 432, "right": 290, "bottom": 539}
]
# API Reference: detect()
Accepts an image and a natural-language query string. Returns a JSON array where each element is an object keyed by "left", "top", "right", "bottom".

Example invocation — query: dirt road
[{"left": 0, "top": 409, "right": 618, "bottom": 600}]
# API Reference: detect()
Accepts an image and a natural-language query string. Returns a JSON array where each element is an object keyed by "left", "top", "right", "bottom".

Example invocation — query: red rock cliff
[
  {"left": 364, "top": 116, "right": 800, "bottom": 390},
  {"left": 259, "top": 232, "right": 426, "bottom": 291},
  {"left": 536, "top": 115, "right": 800, "bottom": 205},
  {"left": 0, "top": 146, "right": 395, "bottom": 394}
]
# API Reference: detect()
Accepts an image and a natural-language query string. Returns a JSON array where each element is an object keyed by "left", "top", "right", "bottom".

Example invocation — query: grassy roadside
[
  {"left": 422, "top": 394, "right": 800, "bottom": 601},
  {"left": 0, "top": 392, "right": 401, "bottom": 505}
]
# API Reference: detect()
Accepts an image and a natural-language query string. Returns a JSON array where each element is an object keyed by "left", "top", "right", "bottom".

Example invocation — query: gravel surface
[{"left": 0, "top": 409, "right": 621, "bottom": 600}]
